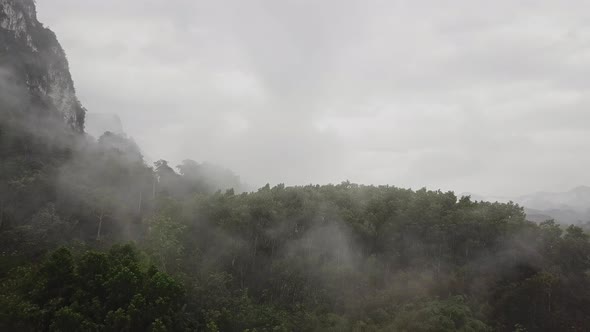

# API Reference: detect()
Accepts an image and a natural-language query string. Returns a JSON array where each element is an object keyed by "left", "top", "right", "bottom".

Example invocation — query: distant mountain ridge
[
  {"left": 518, "top": 186, "right": 590, "bottom": 212},
  {"left": 85, "top": 113, "right": 124, "bottom": 139},
  {"left": 464, "top": 186, "right": 590, "bottom": 224}
]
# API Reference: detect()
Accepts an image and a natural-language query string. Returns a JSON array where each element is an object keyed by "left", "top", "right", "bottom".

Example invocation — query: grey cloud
[{"left": 36, "top": 0, "right": 590, "bottom": 195}]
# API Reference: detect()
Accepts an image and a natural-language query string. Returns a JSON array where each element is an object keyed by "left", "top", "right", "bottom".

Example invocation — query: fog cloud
[{"left": 37, "top": 0, "right": 590, "bottom": 195}]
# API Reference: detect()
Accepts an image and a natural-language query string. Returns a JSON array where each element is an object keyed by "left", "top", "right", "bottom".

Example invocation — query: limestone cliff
[{"left": 0, "top": 0, "right": 85, "bottom": 131}]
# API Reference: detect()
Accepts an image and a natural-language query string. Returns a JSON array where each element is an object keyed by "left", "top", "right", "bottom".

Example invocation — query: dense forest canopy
[
  {"left": 3, "top": 114, "right": 590, "bottom": 331},
  {"left": 2, "top": 1, "right": 590, "bottom": 331}
]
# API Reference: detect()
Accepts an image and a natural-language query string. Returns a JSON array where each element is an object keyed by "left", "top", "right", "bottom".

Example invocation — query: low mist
[{"left": 2, "top": 1, "right": 590, "bottom": 331}]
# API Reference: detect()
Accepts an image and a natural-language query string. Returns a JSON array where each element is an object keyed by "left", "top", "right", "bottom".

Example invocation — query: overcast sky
[{"left": 37, "top": 0, "right": 590, "bottom": 196}]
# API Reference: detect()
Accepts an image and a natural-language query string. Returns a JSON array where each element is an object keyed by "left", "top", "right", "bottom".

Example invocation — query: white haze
[{"left": 37, "top": 0, "right": 590, "bottom": 196}]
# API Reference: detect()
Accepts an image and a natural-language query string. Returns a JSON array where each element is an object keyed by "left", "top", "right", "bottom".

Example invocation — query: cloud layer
[{"left": 37, "top": 0, "right": 590, "bottom": 195}]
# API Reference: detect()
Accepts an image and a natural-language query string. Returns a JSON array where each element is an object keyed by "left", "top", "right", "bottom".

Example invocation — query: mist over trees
[
  {"left": 3, "top": 120, "right": 590, "bottom": 330},
  {"left": 3, "top": 1, "right": 590, "bottom": 331}
]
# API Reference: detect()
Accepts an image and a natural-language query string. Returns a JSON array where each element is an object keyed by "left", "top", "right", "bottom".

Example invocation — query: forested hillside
[
  {"left": 4, "top": 173, "right": 590, "bottom": 331},
  {"left": 2, "top": 1, "right": 590, "bottom": 331}
]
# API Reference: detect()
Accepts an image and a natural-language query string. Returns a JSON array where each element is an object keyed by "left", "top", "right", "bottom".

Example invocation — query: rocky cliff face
[{"left": 0, "top": 0, "right": 85, "bottom": 132}]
